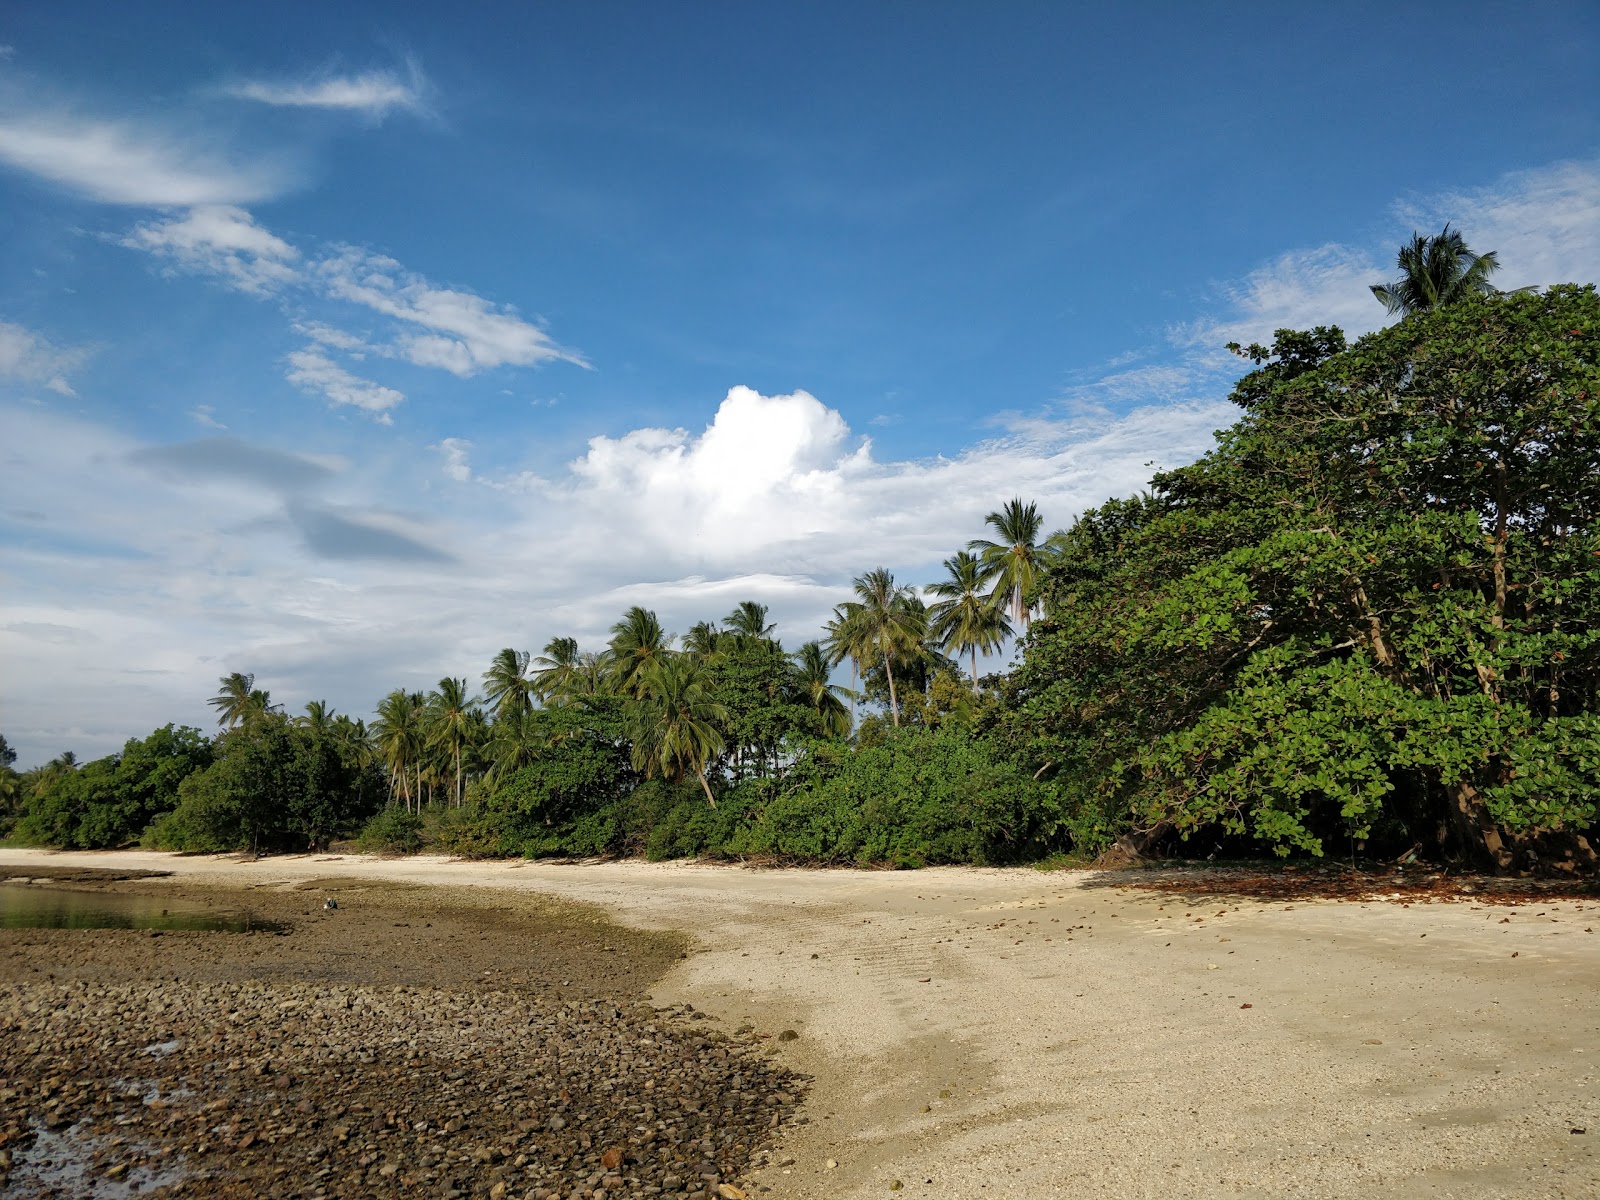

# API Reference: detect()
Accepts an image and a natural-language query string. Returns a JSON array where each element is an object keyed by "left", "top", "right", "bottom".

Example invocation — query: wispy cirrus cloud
[
  {"left": 122, "top": 205, "right": 301, "bottom": 295},
  {"left": 285, "top": 347, "right": 405, "bottom": 422},
  {"left": 1174, "top": 160, "right": 1600, "bottom": 354},
  {"left": 224, "top": 61, "right": 429, "bottom": 120},
  {"left": 0, "top": 112, "right": 294, "bottom": 206},
  {"left": 0, "top": 320, "right": 88, "bottom": 396}
]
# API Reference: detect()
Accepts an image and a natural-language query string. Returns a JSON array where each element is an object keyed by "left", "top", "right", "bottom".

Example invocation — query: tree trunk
[
  {"left": 970, "top": 646, "right": 980, "bottom": 694},
  {"left": 1447, "top": 781, "right": 1514, "bottom": 871},
  {"left": 696, "top": 768, "right": 718, "bottom": 809},
  {"left": 884, "top": 653, "right": 900, "bottom": 726}
]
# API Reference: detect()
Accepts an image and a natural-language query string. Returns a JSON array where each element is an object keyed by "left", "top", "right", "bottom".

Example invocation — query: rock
[
  {"left": 601, "top": 1145, "right": 624, "bottom": 1170},
  {"left": 825, "top": 1159, "right": 839, "bottom": 1170},
  {"left": 777, "top": 1030, "right": 799, "bottom": 1042},
  {"left": 717, "top": 1185, "right": 749, "bottom": 1199}
]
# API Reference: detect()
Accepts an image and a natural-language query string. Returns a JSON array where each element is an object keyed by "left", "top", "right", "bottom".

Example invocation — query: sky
[{"left": 1, "top": 2, "right": 1597, "bottom": 767}]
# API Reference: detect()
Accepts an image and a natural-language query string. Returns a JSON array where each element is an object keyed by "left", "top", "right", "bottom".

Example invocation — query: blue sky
[{"left": 2, "top": 2, "right": 1597, "bottom": 766}]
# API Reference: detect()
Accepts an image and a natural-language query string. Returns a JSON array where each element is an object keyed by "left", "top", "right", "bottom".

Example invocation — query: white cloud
[
  {"left": 1399, "top": 160, "right": 1600, "bottom": 293},
  {"left": 0, "top": 320, "right": 86, "bottom": 395},
  {"left": 0, "top": 112, "right": 291, "bottom": 206},
  {"left": 225, "top": 63, "right": 428, "bottom": 119},
  {"left": 317, "top": 247, "right": 588, "bottom": 376},
  {"left": 1175, "top": 160, "right": 1600, "bottom": 354},
  {"left": 1, "top": 387, "right": 1223, "bottom": 765},
  {"left": 189, "top": 404, "right": 226, "bottom": 429},
  {"left": 294, "top": 321, "right": 375, "bottom": 356},
  {"left": 122, "top": 205, "right": 300, "bottom": 295},
  {"left": 435, "top": 437, "right": 474, "bottom": 482},
  {"left": 285, "top": 347, "right": 404, "bottom": 422}
]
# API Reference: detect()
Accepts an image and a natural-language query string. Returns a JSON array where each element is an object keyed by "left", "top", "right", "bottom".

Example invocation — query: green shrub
[{"left": 355, "top": 806, "right": 425, "bottom": 855}]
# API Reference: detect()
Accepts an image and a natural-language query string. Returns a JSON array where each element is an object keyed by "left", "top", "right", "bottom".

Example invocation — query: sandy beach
[{"left": 2, "top": 848, "right": 1596, "bottom": 1199}]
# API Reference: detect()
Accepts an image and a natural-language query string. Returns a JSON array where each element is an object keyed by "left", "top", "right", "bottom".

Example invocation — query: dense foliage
[
  {"left": 1006, "top": 287, "right": 1599, "bottom": 869},
  {"left": 7, "top": 236, "right": 1595, "bottom": 873}
]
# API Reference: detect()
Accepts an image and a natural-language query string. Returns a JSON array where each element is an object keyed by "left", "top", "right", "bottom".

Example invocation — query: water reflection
[{"left": 0, "top": 885, "right": 286, "bottom": 932}]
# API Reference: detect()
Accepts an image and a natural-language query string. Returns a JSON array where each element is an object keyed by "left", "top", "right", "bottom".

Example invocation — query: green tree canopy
[{"left": 1008, "top": 287, "right": 1600, "bottom": 870}]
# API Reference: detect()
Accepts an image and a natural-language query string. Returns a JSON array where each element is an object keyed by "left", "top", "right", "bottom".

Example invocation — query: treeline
[{"left": 5, "top": 235, "right": 1597, "bottom": 872}]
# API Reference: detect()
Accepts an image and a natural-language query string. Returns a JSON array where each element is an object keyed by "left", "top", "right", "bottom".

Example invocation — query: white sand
[{"left": 3, "top": 848, "right": 1596, "bottom": 1198}]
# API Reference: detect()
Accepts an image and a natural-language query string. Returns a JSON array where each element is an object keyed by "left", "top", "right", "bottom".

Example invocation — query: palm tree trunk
[
  {"left": 883, "top": 652, "right": 900, "bottom": 726},
  {"left": 971, "top": 645, "right": 980, "bottom": 694},
  {"left": 696, "top": 767, "right": 718, "bottom": 809},
  {"left": 849, "top": 659, "right": 858, "bottom": 728},
  {"left": 455, "top": 745, "right": 463, "bottom": 808}
]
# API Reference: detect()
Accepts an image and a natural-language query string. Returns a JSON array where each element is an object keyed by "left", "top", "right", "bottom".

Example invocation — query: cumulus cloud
[
  {"left": 224, "top": 62, "right": 428, "bottom": 119},
  {"left": 0, "top": 112, "right": 292, "bottom": 206},
  {"left": 285, "top": 347, "right": 405, "bottom": 421},
  {"left": 2, "top": 386, "right": 1223, "bottom": 764},
  {"left": 122, "top": 205, "right": 300, "bottom": 295},
  {"left": 0, "top": 320, "right": 85, "bottom": 395}
]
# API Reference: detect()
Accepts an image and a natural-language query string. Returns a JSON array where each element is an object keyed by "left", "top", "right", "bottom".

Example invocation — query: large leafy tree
[
  {"left": 927, "top": 550, "right": 1013, "bottom": 692},
  {"left": 969, "top": 498, "right": 1052, "bottom": 627},
  {"left": 1370, "top": 224, "right": 1504, "bottom": 316},
  {"left": 1009, "top": 287, "right": 1600, "bottom": 870},
  {"left": 627, "top": 654, "right": 728, "bottom": 807}
]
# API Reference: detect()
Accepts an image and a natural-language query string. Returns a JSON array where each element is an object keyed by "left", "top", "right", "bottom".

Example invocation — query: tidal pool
[{"left": 0, "top": 884, "right": 286, "bottom": 932}]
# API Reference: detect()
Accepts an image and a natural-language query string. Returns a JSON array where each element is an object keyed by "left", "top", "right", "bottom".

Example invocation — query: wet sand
[{"left": 2, "top": 849, "right": 1596, "bottom": 1199}]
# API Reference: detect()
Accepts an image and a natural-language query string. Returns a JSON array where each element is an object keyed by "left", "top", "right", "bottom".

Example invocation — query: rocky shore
[{"left": 0, "top": 872, "right": 807, "bottom": 1199}]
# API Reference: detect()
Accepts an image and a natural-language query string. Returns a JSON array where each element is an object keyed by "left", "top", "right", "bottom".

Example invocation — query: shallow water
[{"left": 0, "top": 884, "right": 285, "bottom": 932}]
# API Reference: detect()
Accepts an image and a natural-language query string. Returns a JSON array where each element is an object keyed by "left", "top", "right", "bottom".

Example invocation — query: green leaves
[{"left": 1011, "top": 286, "right": 1600, "bottom": 865}]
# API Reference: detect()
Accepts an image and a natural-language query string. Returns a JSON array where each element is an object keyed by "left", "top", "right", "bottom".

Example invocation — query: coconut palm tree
[
  {"left": 850, "top": 568, "right": 923, "bottom": 727},
  {"left": 792, "top": 641, "right": 852, "bottom": 737},
  {"left": 485, "top": 707, "right": 543, "bottom": 779},
  {"left": 209, "top": 672, "right": 278, "bottom": 728},
  {"left": 627, "top": 654, "right": 728, "bottom": 808},
  {"left": 683, "top": 621, "right": 725, "bottom": 662},
  {"left": 1370, "top": 225, "right": 1505, "bottom": 316},
  {"left": 724, "top": 601, "right": 776, "bottom": 644},
  {"left": 427, "top": 678, "right": 477, "bottom": 808},
  {"left": 823, "top": 601, "right": 866, "bottom": 728},
  {"left": 607, "top": 606, "right": 672, "bottom": 697},
  {"left": 483, "top": 648, "right": 535, "bottom": 722},
  {"left": 928, "top": 550, "right": 1014, "bottom": 692},
  {"left": 296, "top": 699, "right": 336, "bottom": 733},
  {"left": 531, "top": 637, "right": 581, "bottom": 704},
  {"left": 969, "top": 498, "right": 1048, "bottom": 628},
  {"left": 373, "top": 690, "right": 425, "bottom": 811}
]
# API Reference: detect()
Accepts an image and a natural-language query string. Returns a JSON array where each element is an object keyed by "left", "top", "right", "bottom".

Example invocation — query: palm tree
[
  {"left": 427, "top": 678, "right": 476, "bottom": 808},
  {"left": 1370, "top": 225, "right": 1505, "bottom": 316},
  {"left": 373, "top": 690, "right": 424, "bottom": 810},
  {"left": 483, "top": 648, "right": 535, "bottom": 722},
  {"left": 850, "top": 568, "right": 923, "bottom": 727},
  {"left": 823, "top": 601, "right": 866, "bottom": 728},
  {"left": 486, "top": 707, "right": 543, "bottom": 779},
  {"left": 627, "top": 655, "right": 728, "bottom": 808},
  {"left": 209, "top": 673, "right": 262, "bottom": 728},
  {"left": 969, "top": 498, "right": 1048, "bottom": 628},
  {"left": 296, "top": 699, "right": 336, "bottom": 733},
  {"left": 683, "top": 621, "right": 725, "bottom": 662},
  {"left": 607, "top": 606, "right": 672, "bottom": 697},
  {"left": 928, "top": 550, "right": 1014, "bottom": 692},
  {"left": 792, "top": 641, "right": 852, "bottom": 737},
  {"left": 532, "top": 637, "right": 581, "bottom": 704},
  {"left": 724, "top": 601, "right": 776, "bottom": 643}
]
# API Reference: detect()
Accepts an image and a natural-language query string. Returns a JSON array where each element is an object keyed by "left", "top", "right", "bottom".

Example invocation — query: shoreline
[{"left": 3, "top": 847, "right": 1598, "bottom": 1199}]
